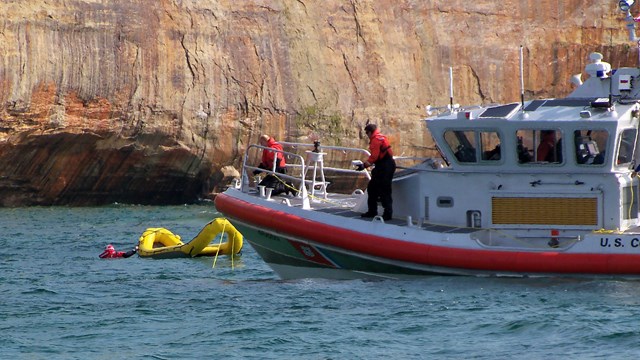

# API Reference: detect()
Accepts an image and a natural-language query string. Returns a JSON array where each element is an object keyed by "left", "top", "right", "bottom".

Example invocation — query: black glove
[{"left": 355, "top": 164, "right": 365, "bottom": 171}]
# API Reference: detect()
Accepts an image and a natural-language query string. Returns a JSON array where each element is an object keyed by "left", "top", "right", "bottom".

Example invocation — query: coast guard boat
[{"left": 215, "top": 2, "right": 640, "bottom": 279}]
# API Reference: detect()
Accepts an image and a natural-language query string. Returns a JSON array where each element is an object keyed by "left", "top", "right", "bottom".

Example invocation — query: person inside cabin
[
  {"left": 99, "top": 244, "right": 138, "bottom": 259},
  {"left": 355, "top": 123, "right": 396, "bottom": 221},
  {"left": 536, "top": 130, "right": 556, "bottom": 162},
  {"left": 517, "top": 136, "right": 532, "bottom": 163},
  {"left": 253, "top": 134, "right": 290, "bottom": 196}
]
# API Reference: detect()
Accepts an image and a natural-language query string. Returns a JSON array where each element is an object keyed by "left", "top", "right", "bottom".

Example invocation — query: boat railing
[
  {"left": 281, "top": 142, "right": 439, "bottom": 172},
  {"left": 280, "top": 141, "right": 372, "bottom": 177},
  {"left": 242, "top": 145, "right": 305, "bottom": 192},
  {"left": 241, "top": 143, "right": 373, "bottom": 196}
]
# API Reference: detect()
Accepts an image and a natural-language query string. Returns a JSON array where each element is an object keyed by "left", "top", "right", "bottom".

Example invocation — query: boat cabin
[{"left": 394, "top": 54, "right": 640, "bottom": 235}]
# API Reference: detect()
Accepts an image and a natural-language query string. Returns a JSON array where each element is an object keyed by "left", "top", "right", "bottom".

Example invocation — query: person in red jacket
[
  {"left": 257, "top": 134, "right": 286, "bottom": 171},
  {"left": 99, "top": 244, "right": 138, "bottom": 259},
  {"left": 356, "top": 123, "right": 396, "bottom": 221},
  {"left": 254, "top": 134, "right": 290, "bottom": 196},
  {"left": 537, "top": 130, "right": 557, "bottom": 162}
]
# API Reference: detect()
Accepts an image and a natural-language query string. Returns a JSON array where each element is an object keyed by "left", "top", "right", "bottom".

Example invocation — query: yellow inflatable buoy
[{"left": 138, "top": 218, "right": 243, "bottom": 259}]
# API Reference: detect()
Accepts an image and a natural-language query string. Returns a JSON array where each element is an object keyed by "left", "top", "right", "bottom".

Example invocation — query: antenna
[
  {"left": 449, "top": 66, "right": 454, "bottom": 110},
  {"left": 520, "top": 45, "right": 525, "bottom": 111}
]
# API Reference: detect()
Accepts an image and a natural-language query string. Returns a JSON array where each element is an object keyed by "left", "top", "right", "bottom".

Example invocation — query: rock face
[{"left": 0, "top": 1, "right": 635, "bottom": 205}]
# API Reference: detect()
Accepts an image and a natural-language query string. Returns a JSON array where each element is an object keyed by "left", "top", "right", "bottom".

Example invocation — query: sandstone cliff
[{"left": 0, "top": 1, "right": 635, "bottom": 205}]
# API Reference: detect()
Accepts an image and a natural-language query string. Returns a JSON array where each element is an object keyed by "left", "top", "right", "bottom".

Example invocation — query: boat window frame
[
  {"left": 442, "top": 128, "right": 503, "bottom": 165},
  {"left": 616, "top": 128, "right": 638, "bottom": 167},
  {"left": 479, "top": 130, "right": 502, "bottom": 162},
  {"left": 515, "top": 128, "right": 563, "bottom": 166},
  {"left": 573, "top": 129, "right": 608, "bottom": 167}
]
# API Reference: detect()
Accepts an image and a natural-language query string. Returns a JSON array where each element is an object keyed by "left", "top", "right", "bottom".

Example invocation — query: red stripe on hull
[{"left": 215, "top": 193, "right": 640, "bottom": 275}]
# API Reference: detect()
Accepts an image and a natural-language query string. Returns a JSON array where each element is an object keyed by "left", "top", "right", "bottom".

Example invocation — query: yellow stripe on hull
[{"left": 138, "top": 218, "right": 243, "bottom": 259}]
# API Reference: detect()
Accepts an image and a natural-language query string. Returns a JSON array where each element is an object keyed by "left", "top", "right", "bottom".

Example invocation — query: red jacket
[
  {"left": 99, "top": 248, "right": 137, "bottom": 259},
  {"left": 366, "top": 129, "right": 393, "bottom": 166},
  {"left": 100, "top": 249, "right": 125, "bottom": 258},
  {"left": 261, "top": 138, "right": 286, "bottom": 170}
]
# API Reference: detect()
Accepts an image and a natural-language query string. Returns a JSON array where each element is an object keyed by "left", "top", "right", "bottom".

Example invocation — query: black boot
[{"left": 287, "top": 183, "right": 298, "bottom": 196}]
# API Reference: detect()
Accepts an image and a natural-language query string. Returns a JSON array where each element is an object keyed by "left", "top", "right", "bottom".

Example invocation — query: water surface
[{"left": 1, "top": 205, "right": 639, "bottom": 359}]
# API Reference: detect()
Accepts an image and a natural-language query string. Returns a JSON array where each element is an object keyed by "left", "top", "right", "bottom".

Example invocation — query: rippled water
[{"left": 2, "top": 204, "right": 640, "bottom": 359}]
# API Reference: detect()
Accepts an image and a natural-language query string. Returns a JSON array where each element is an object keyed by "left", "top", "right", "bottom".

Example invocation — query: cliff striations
[{"left": 0, "top": 1, "right": 635, "bottom": 205}]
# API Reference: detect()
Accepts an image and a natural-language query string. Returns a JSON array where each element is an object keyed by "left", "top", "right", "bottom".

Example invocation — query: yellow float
[{"left": 138, "top": 218, "right": 243, "bottom": 259}]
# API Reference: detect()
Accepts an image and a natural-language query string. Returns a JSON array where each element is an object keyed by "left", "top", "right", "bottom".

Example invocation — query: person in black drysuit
[{"left": 356, "top": 123, "right": 396, "bottom": 221}]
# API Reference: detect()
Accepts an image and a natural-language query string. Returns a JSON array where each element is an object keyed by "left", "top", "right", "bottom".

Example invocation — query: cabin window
[
  {"left": 480, "top": 131, "right": 501, "bottom": 161},
  {"left": 617, "top": 128, "right": 637, "bottom": 166},
  {"left": 574, "top": 129, "right": 607, "bottom": 165},
  {"left": 444, "top": 130, "right": 477, "bottom": 163},
  {"left": 444, "top": 130, "right": 502, "bottom": 163},
  {"left": 516, "top": 129, "right": 562, "bottom": 164}
]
